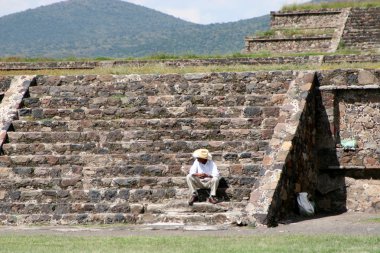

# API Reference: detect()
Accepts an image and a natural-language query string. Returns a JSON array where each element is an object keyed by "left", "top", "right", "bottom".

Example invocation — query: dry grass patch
[
  {"left": 0, "top": 62, "right": 378, "bottom": 77},
  {"left": 282, "top": 0, "right": 380, "bottom": 12}
]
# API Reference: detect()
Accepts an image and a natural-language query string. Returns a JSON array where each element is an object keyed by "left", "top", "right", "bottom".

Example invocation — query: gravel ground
[{"left": 0, "top": 212, "right": 379, "bottom": 237}]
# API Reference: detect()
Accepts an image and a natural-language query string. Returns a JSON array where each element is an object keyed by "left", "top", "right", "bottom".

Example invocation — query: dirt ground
[{"left": 0, "top": 212, "right": 379, "bottom": 237}]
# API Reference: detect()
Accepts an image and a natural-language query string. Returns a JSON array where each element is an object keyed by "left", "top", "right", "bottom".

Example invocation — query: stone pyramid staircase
[
  {"left": 341, "top": 7, "right": 380, "bottom": 51},
  {"left": 0, "top": 72, "right": 296, "bottom": 225}
]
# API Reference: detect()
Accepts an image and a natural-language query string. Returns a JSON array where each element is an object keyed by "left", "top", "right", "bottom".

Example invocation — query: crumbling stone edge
[
  {"left": 246, "top": 71, "right": 316, "bottom": 227},
  {"left": 0, "top": 76, "right": 35, "bottom": 152}
]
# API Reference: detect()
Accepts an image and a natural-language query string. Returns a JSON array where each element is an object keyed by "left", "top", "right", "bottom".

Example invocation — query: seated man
[{"left": 186, "top": 149, "right": 220, "bottom": 205}]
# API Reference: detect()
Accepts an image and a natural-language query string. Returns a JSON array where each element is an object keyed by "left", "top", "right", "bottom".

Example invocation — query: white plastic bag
[{"left": 297, "top": 192, "right": 315, "bottom": 217}]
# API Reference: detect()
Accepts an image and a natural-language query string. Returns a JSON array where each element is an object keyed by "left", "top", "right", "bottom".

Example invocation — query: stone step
[
  {"left": 343, "top": 34, "right": 380, "bottom": 38},
  {"left": 0, "top": 186, "right": 251, "bottom": 204},
  {"left": 344, "top": 32, "right": 380, "bottom": 35},
  {"left": 0, "top": 210, "right": 252, "bottom": 225},
  {"left": 347, "top": 19, "right": 380, "bottom": 22},
  {"left": 345, "top": 40, "right": 379, "bottom": 44},
  {"left": 7, "top": 128, "right": 275, "bottom": 143},
  {"left": 0, "top": 213, "right": 137, "bottom": 225},
  {"left": 22, "top": 94, "right": 286, "bottom": 109},
  {"left": 32, "top": 73, "right": 294, "bottom": 95},
  {"left": 347, "top": 20, "right": 380, "bottom": 23},
  {"left": 145, "top": 200, "right": 247, "bottom": 214},
  {"left": 29, "top": 81, "right": 289, "bottom": 98},
  {"left": 0, "top": 175, "right": 256, "bottom": 190},
  {"left": 137, "top": 211, "right": 251, "bottom": 226},
  {"left": 18, "top": 106, "right": 278, "bottom": 120},
  {"left": 0, "top": 201, "right": 133, "bottom": 215},
  {"left": 5, "top": 163, "right": 261, "bottom": 178},
  {"left": 349, "top": 12, "right": 380, "bottom": 16},
  {"left": 343, "top": 37, "right": 380, "bottom": 41},
  {"left": 344, "top": 43, "right": 379, "bottom": 48},
  {"left": 343, "top": 32, "right": 380, "bottom": 36},
  {"left": 0, "top": 153, "right": 265, "bottom": 167},
  {"left": 12, "top": 118, "right": 274, "bottom": 133},
  {"left": 343, "top": 41, "right": 379, "bottom": 46},
  {"left": 343, "top": 28, "right": 379, "bottom": 32},
  {"left": 0, "top": 200, "right": 246, "bottom": 216},
  {"left": 2, "top": 140, "right": 269, "bottom": 156}
]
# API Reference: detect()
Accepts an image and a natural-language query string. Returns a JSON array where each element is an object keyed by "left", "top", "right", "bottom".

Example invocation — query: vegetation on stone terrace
[
  {"left": 282, "top": 0, "right": 380, "bottom": 12},
  {"left": 0, "top": 62, "right": 378, "bottom": 76},
  {"left": 254, "top": 28, "right": 335, "bottom": 38},
  {"left": 0, "top": 48, "right": 372, "bottom": 63}
]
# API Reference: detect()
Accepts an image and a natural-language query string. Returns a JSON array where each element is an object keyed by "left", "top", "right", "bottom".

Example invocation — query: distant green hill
[{"left": 0, "top": 0, "right": 269, "bottom": 58}]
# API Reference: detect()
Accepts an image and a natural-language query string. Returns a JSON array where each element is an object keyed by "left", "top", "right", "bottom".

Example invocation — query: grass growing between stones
[
  {"left": 0, "top": 50, "right": 376, "bottom": 63},
  {"left": 282, "top": 0, "right": 380, "bottom": 11},
  {"left": 0, "top": 62, "right": 379, "bottom": 76},
  {"left": 254, "top": 28, "right": 335, "bottom": 38},
  {"left": 0, "top": 234, "right": 379, "bottom": 253},
  {"left": 366, "top": 218, "right": 380, "bottom": 223}
]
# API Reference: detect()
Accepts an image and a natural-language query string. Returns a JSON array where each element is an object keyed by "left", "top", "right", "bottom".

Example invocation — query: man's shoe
[
  {"left": 207, "top": 196, "right": 218, "bottom": 204},
  {"left": 188, "top": 195, "right": 198, "bottom": 206}
]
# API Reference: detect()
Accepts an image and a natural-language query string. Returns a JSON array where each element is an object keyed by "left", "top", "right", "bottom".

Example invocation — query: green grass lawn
[{"left": 0, "top": 235, "right": 379, "bottom": 253}]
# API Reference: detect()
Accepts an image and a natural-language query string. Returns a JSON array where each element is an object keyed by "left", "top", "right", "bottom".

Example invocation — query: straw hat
[{"left": 192, "top": 149, "right": 212, "bottom": 160}]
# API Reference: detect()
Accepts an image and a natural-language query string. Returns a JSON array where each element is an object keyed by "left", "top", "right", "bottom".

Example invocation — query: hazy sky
[{"left": 0, "top": 0, "right": 309, "bottom": 24}]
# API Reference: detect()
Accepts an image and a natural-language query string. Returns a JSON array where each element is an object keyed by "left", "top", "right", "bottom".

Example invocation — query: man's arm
[
  {"left": 193, "top": 173, "right": 212, "bottom": 179},
  {"left": 211, "top": 161, "right": 220, "bottom": 178},
  {"left": 189, "top": 161, "right": 212, "bottom": 179}
]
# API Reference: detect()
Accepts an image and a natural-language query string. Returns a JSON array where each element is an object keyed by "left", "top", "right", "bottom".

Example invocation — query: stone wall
[
  {"left": 247, "top": 71, "right": 316, "bottom": 225},
  {"left": 0, "top": 69, "right": 379, "bottom": 226},
  {"left": 315, "top": 69, "right": 380, "bottom": 214},
  {"left": 271, "top": 10, "right": 344, "bottom": 29},
  {"left": 0, "top": 56, "right": 324, "bottom": 71},
  {"left": 0, "top": 53, "right": 379, "bottom": 71},
  {"left": 0, "top": 77, "right": 12, "bottom": 93},
  {"left": 244, "top": 9, "right": 349, "bottom": 54},
  {"left": 0, "top": 71, "right": 297, "bottom": 225},
  {"left": 248, "top": 68, "right": 380, "bottom": 226},
  {"left": 341, "top": 8, "right": 380, "bottom": 51},
  {"left": 269, "top": 73, "right": 317, "bottom": 222},
  {"left": 0, "top": 76, "right": 34, "bottom": 152},
  {"left": 323, "top": 54, "right": 380, "bottom": 64},
  {"left": 244, "top": 37, "right": 332, "bottom": 54},
  {"left": 245, "top": 7, "right": 380, "bottom": 54},
  {"left": 0, "top": 62, "right": 96, "bottom": 71}
]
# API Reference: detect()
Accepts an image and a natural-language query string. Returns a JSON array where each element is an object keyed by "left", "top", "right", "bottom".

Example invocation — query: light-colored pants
[{"left": 186, "top": 174, "right": 220, "bottom": 196}]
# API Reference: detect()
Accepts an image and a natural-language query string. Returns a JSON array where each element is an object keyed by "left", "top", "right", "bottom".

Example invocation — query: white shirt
[{"left": 189, "top": 160, "right": 220, "bottom": 178}]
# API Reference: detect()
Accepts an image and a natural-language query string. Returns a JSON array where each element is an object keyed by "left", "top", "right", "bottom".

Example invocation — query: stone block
[
  {"left": 113, "top": 178, "right": 138, "bottom": 188},
  {"left": 61, "top": 177, "right": 81, "bottom": 188},
  {"left": 130, "top": 204, "right": 145, "bottom": 215},
  {"left": 358, "top": 70, "right": 377, "bottom": 85},
  {"left": 0, "top": 191, "right": 6, "bottom": 200},
  {"left": 0, "top": 167, "right": 10, "bottom": 178}
]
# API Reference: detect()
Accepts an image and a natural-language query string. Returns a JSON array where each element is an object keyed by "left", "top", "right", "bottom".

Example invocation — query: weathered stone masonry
[
  {"left": 0, "top": 76, "right": 12, "bottom": 93},
  {"left": 0, "top": 56, "right": 323, "bottom": 71},
  {"left": 0, "top": 70, "right": 379, "bottom": 226},
  {"left": 248, "top": 71, "right": 317, "bottom": 225},
  {"left": 0, "top": 54, "right": 378, "bottom": 72},
  {"left": 244, "top": 7, "right": 380, "bottom": 54},
  {"left": 316, "top": 69, "right": 380, "bottom": 214},
  {"left": 341, "top": 8, "right": 380, "bottom": 51},
  {"left": 244, "top": 9, "right": 350, "bottom": 54},
  {"left": 0, "top": 72, "right": 296, "bottom": 225}
]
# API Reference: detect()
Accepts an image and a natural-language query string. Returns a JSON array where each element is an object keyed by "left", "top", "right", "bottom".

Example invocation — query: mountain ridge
[{"left": 0, "top": 0, "right": 269, "bottom": 58}]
